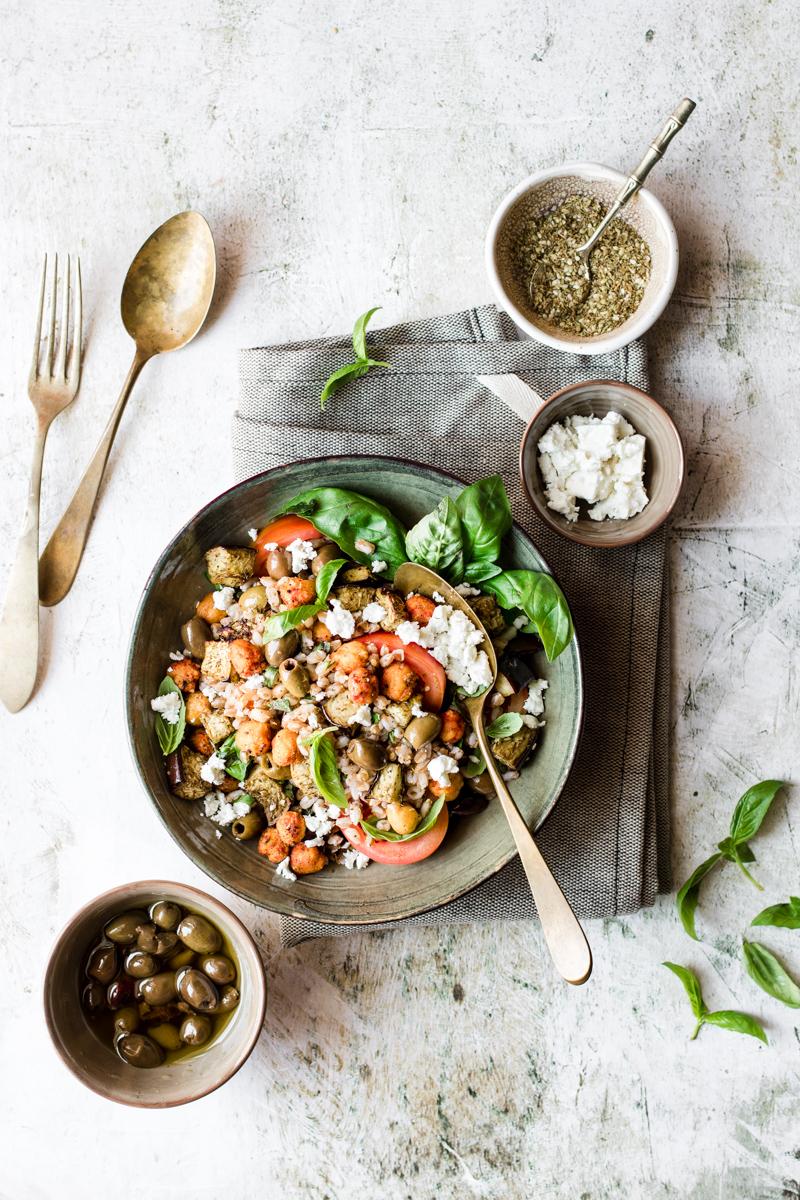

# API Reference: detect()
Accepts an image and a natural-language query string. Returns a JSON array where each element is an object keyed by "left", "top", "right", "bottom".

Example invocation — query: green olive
[
  {"left": 200, "top": 954, "right": 236, "bottom": 985},
  {"left": 231, "top": 810, "right": 264, "bottom": 841},
  {"left": 176, "top": 914, "right": 222, "bottom": 955},
  {"left": 104, "top": 910, "right": 148, "bottom": 945},
  {"left": 86, "top": 942, "right": 118, "bottom": 985},
  {"left": 278, "top": 658, "right": 310, "bottom": 698},
  {"left": 404, "top": 713, "right": 442, "bottom": 750},
  {"left": 137, "top": 925, "right": 180, "bottom": 957},
  {"left": 181, "top": 617, "right": 211, "bottom": 658},
  {"left": 263, "top": 763, "right": 291, "bottom": 781},
  {"left": 266, "top": 548, "right": 290, "bottom": 580},
  {"left": 150, "top": 901, "right": 182, "bottom": 931},
  {"left": 346, "top": 738, "right": 386, "bottom": 772},
  {"left": 240, "top": 583, "right": 268, "bottom": 611},
  {"left": 113, "top": 1005, "right": 140, "bottom": 1034},
  {"left": 138, "top": 971, "right": 178, "bottom": 1006},
  {"left": 265, "top": 629, "right": 299, "bottom": 667},
  {"left": 176, "top": 967, "right": 219, "bottom": 1012},
  {"left": 114, "top": 1032, "right": 164, "bottom": 1069},
  {"left": 167, "top": 947, "right": 195, "bottom": 970},
  {"left": 216, "top": 985, "right": 240, "bottom": 1013},
  {"left": 149, "top": 1023, "right": 183, "bottom": 1052},
  {"left": 468, "top": 770, "right": 496, "bottom": 796},
  {"left": 311, "top": 544, "right": 341, "bottom": 575},
  {"left": 124, "top": 950, "right": 158, "bottom": 979},
  {"left": 180, "top": 1013, "right": 213, "bottom": 1047}
]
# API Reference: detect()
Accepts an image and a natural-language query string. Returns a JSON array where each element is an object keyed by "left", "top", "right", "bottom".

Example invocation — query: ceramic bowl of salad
[{"left": 126, "top": 457, "right": 583, "bottom": 924}]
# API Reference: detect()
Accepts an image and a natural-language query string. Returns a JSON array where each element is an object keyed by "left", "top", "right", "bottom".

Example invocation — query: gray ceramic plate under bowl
[{"left": 126, "top": 457, "right": 583, "bottom": 925}]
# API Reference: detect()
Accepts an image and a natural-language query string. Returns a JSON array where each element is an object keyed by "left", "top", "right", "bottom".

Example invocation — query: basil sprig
[
  {"left": 455, "top": 475, "right": 512, "bottom": 563},
  {"left": 663, "top": 962, "right": 767, "bottom": 1043},
  {"left": 154, "top": 676, "right": 185, "bottom": 756},
  {"left": 482, "top": 570, "right": 573, "bottom": 662},
  {"left": 752, "top": 896, "right": 800, "bottom": 929},
  {"left": 676, "top": 780, "right": 784, "bottom": 940},
  {"left": 279, "top": 487, "right": 407, "bottom": 576},
  {"left": 742, "top": 940, "right": 800, "bottom": 1008},
  {"left": 261, "top": 557, "right": 346, "bottom": 642},
  {"left": 486, "top": 712, "right": 524, "bottom": 739},
  {"left": 361, "top": 795, "right": 445, "bottom": 843},
  {"left": 305, "top": 728, "right": 347, "bottom": 810},
  {"left": 217, "top": 733, "right": 249, "bottom": 782},
  {"left": 320, "top": 307, "right": 390, "bottom": 409}
]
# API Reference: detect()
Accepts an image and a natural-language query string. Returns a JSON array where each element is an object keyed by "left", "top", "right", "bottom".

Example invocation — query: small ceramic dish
[
  {"left": 485, "top": 161, "right": 679, "bottom": 355},
  {"left": 43, "top": 880, "right": 266, "bottom": 1108},
  {"left": 519, "top": 380, "right": 684, "bottom": 548}
]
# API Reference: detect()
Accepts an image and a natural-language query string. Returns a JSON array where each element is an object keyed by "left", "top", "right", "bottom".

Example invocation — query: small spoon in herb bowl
[
  {"left": 529, "top": 97, "right": 695, "bottom": 319},
  {"left": 394, "top": 561, "right": 592, "bottom": 986}
]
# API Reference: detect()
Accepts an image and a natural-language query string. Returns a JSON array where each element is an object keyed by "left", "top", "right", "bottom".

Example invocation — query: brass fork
[{"left": 0, "top": 255, "right": 83, "bottom": 712}]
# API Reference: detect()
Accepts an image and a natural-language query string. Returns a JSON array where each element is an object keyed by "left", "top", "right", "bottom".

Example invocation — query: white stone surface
[{"left": 1, "top": 2, "right": 798, "bottom": 1197}]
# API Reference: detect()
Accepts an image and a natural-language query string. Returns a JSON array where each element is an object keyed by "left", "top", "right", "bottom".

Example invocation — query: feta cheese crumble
[
  {"left": 537, "top": 411, "right": 648, "bottom": 523},
  {"left": 151, "top": 691, "right": 182, "bottom": 724},
  {"left": 524, "top": 678, "right": 549, "bottom": 717},
  {"left": 212, "top": 586, "right": 236, "bottom": 611},
  {"left": 286, "top": 538, "right": 317, "bottom": 574},
  {"left": 200, "top": 753, "right": 228, "bottom": 786},
  {"left": 248, "top": 527, "right": 258, "bottom": 541},
  {"left": 397, "top": 604, "right": 493, "bottom": 695},
  {"left": 275, "top": 856, "right": 297, "bottom": 882},
  {"left": 428, "top": 754, "right": 460, "bottom": 786},
  {"left": 362, "top": 600, "right": 387, "bottom": 624},
  {"left": 322, "top": 598, "right": 356, "bottom": 639},
  {"left": 371, "top": 559, "right": 388, "bottom": 574}
]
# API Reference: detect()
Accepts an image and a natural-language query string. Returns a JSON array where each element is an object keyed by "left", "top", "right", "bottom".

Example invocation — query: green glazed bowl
[{"left": 126, "top": 457, "right": 583, "bottom": 925}]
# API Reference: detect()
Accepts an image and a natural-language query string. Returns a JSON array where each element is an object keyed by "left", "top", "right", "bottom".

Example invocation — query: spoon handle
[
  {"left": 38, "top": 349, "right": 148, "bottom": 606},
  {"left": 474, "top": 716, "right": 592, "bottom": 985}
]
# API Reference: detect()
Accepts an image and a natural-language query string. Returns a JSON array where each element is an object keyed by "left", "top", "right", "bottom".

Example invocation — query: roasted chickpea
[
  {"left": 271, "top": 728, "right": 302, "bottom": 766},
  {"left": 289, "top": 844, "right": 327, "bottom": 875},
  {"left": 429, "top": 773, "right": 464, "bottom": 803},
  {"left": 278, "top": 576, "right": 317, "bottom": 608},
  {"left": 330, "top": 640, "right": 370, "bottom": 673},
  {"left": 312, "top": 617, "right": 330, "bottom": 641},
  {"left": 257, "top": 827, "right": 290, "bottom": 863},
  {"left": 440, "top": 709, "right": 466, "bottom": 744},
  {"left": 240, "top": 583, "right": 268, "bottom": 611},
  {"left": 230, "top": 638, "right": 265, "bottom": 678},
  {"left": 381, "top": 661, "right": 419, "bottom": 702},
  {"left": 386, "top": 802, "right": 420, "bottom": 836},
  {"left": 347, "top": 666, "right": 379, "bottom": 705},
  {"left": 185, "top": 692, "right": 212, "bottom": 726},
  {"left": 235, "top": 719, "right": 273, "bottom": 757},
  {"left": 266, "top": 547, "right": 290, "bottom": 580},
  {"left": 275, "top": 811, "right": 306, "bottom": 846},
  {"left": 196, "top": 592, "right": 227, "bottom": 623},
  {"left": 405, "top": 593, "right": 436, "bottom": 626},
  {"left": 167, "top": 658, "right": 201, "bottom": 693},
  {"left": 189, "top": 728, "right": 215, "bottom": 756}
]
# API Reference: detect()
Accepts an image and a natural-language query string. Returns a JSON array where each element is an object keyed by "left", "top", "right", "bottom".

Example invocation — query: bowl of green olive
[{"left": 43, "top": 880, "right": 267, "bottom": 1107}]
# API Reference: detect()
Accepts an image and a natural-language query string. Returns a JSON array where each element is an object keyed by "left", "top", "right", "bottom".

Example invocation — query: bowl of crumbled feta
[
  {"left": 126, "top": 458, "right": 583, "bottom": 925},
  {"left": 519, "top": 381, "right": 684, "bottom": 548}
]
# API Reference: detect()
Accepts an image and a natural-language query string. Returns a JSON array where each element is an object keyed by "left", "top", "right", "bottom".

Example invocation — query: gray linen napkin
[{"left": 235, "top": 305, "right": 671, "bottom": 947}]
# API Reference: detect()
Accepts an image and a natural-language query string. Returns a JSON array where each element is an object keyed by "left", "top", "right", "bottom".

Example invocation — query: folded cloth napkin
[{"left": 236, "top": 305, "right": 671, "bottom": 947}]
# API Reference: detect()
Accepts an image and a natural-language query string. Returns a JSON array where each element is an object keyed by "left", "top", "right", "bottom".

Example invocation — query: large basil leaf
[
  {"left": 217, "top": 734, "right": 249, "bottom": 783},
  {"left": 305, "top": 729, "right": 347, "bottom": 810},
  {"left": 154, "top": 676, "right": 185, "bottom": 756},
  {"left": 743, "top": 940, "right": 800, "bottom": 1008},
  {"left": 405, "top": 497, "right": 464, "bottom": 582},
  {"left": 261, "top": 558, "right": 346, "bottom": 642},
  {"left": 280, "top": 487, "right": 408, "bottom": 576},
  {"left": 728, "top": 780, "right": 784, "bottom": 844},
  {"left": 482, "top": 569, "right": 574, "bottom": 661},
  {"left": 360, "top": 795, "right": 445, "bottom": 843},
  {"left": 675, "top": 852, "right": 723, "bottom": 941},
  {"left": 486, "top": 712, "right": 524, "bottom": 739},
  {"left": 752, "top": 896, "right": 800, "bottom": 929},
  {"left": 455, "top": 476, "right": 512, "bottom": 563}
]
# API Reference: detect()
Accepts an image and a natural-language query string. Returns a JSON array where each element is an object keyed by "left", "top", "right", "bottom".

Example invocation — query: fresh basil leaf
[
  {"left": 271, "top": 697, "right": 292, "bottom": 713},
  {"left": 455, "top": 476, "right": 512, "bottom": 563},
  {"left": 702, "top": 1010, "right": 768, "bottom": 1044},
  {"left": 717, "top": 837, "right": 756, "bottom": 863},
  {"left": 280, "top": 486, "right": 408, "bottom": 575},
  {"left": 217, "top": 734, "right": 249, "bottom": 782},
  {"left": 486, "top": 712, "right": 524, "bottom": 739},
  {"left": 462, "top": 752, "right": 487, "bottom": 779},
  {"left": 729, "top": 780, "right": 784, "bottom": 845},
  {"left": 262, "top": 665, "right": 279, "bottom": 686},
  {"left": 482, "top": 570, "right": 573, "bottom": 661},
  {"left": 351, "top": 306, "right": 380, "bottom": 360},
  {"left": 405, "top": 497, "right": 465, "bottom": 583},
  {"left": 752, "top": 896, "right": 800, "bottom": 929},
  {"left": 305, "top": 728, "right": 347, "bottom": 810},
  {"left": 743, "top": 940, "right": 800, "bottom": 1008},
  {"left": 154, "top": 676, "right": 186, "bottom": 756},
  {"left": 314, "top": 557, "right": 347, "bottom": 603},
  {"left": 361, "top": 795, "right": 445, "bottom": 843},
  {"left": 663, "top": 961, "right": 706, "bottom": 1020},
  {"left": 675, "top": 852, "right": 723, "bottom": 941},
  {"left": 463, "top": 560, "right": 503, "bottom": 584},
  {"left": 262, "top": 602, "right": 322, "bottom": 642},
  {"left": 320, "top": 361, "right": 369, "bottom": 409}
]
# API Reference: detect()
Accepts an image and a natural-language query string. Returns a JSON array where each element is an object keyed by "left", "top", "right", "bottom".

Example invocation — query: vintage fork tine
[
  {"left": 70, "top": 257, "right": 83, "bottom": 384},
  {"left": 55, "top": 254, "right": 70, "bottom": 380},
  {"left": 29, "top": 254, "right": 47, "bottom": 384},
  {"left": 44, "top": 253, "right": 58, "bottom": 378}
]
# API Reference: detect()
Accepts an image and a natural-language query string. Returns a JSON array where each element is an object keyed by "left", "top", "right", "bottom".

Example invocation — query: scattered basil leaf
[
  {"left": 280, "top": 486, "right": 408, "bottom": 575},
  {"left": 319, "top": 308, "right": 390, "bottom": 410},
  {"left": 455, "top": 476, "right": 512, "bottom": 564},
  {"left": 701, "top": 1009, "right": 768, "bottom": 1043},
  {"left": 463, "top": 560, "right": 503, "bottom": 584},
  {"left": 743, "top": 940, "right": 800, "bottom": 1008},
  {"left": 217, "top": 734, "right": 249, "bottom": 782},
  {"left": 486, "top": 712, "right": 524, "bottom": 739},
  {"left": 752, "top": 896, "right": 800, "bottom": 929},
  {"left": 662, "top": 962, "right": 767, "bottom": 1043},
  {"left": 482, "top": 570, "right": 574, "bottom": 661},
  {"left": 360, "top": 795, "right": 445, "bottom": 843},
  {"left": 728, "top": 779, "right": 784, "bottom": 844},
  {"left": 237, "top": 793, "right": 255, "bottom": 808},
  {"left": 262, "top": 665, "right": 279, "bottom": 686},
  {"left": 352, "top": 306, "right": 380, "bottom": 359},
  {"left": 315, "top": 557, "right": 347, "bottom": 603},
  {"left": 154, "top": 676, "right": 186, "bottom": 756},
  {"left": 305, "top": 728, "right": 347, "bottom": 810},
  {"left": 462, "top": 752, "right": 487, "bottom": 778},
  {"left": 675, "top": 852, "right": 723, "bottom": 941},
  {"left": 271, "top": 697, "right": 292, "bottom": 712},
  {"left": 405, "top": 497, "right": 465, "bottom": 583},
  {"left": 262, "top": 602, "right": 321, "bottom": 642}
]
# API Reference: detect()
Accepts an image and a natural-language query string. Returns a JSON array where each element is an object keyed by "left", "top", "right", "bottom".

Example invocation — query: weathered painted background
[{"left": 1, "top": 2, "right": 798, "bottom": 1196}]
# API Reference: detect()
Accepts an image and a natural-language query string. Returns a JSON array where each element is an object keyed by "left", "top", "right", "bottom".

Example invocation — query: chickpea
[
  {"left": 167, "top": 658, "right": 201, "bottom": 693},
  {"left": 405, "top": 594, "right": 436, "bottom": 626},
  {"left": 312, "top": 617, "right": 330, "bottom": 641},
  {"left": 185, "top": 692, "right": 212, "bottom": 726},
  {"left": 278, "top": 577, "right": 317, "bottom": 608},
  {"left": 289, "top": 844, "right": 328, "bottom": 875},
  {"left": 381, "top": 661, "right": 419, "bottom": 702},
  {"left": 230, "top": 639, "right": 265, "bottom": 678},
  {"left": 189, "top": 728, "right": 215, "bottom": 757},
  {"left": 257, "top": 827, "right": 290, "bottom": 863},
  {"left": 235, "top": 719, "right": 273, "bottom": 757},
  {"left": 331, "top": 640, "right": 370, "bottom": 674},
  {"left": 271, "top": 728, "right": 302, "bottom": 766},
  {"left": 196, "top": 592, "right": 227, "bottom": 623},
  {"left": 428, "top": 773, "right": 464, "bottom": 803},
  {"left": 347, "top": 666, "right": 379, "bottom": 705},
  {"left": 440, "top": 709, "right": 466, "bottom": 744},
  {"left": 386, "top": 802, "right": 420, "bottom": 836},
  {"left": 276, "top": 811, "right": 306, "bottom": 846},
  {"left": 240, "top": 584, "right": 268, "bottom": 611}
]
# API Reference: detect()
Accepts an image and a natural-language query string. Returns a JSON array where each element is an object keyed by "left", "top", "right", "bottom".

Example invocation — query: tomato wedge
[
  {"left": 341, "top": 804, "right": 449, "bottom": 865},
  {"left": 253, "top": 516, "right": 320, "bottom": 573},
  {"left": 355, "top": 632, "right": 446, "bottom": 711}
]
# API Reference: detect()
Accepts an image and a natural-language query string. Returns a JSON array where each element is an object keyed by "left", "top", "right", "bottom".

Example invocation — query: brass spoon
[
  {"left": 394, "top": 562, "right": 592, "bottom": 986},
  {"left": 38, "top": 211, "right": 216, "bottom": 606}
]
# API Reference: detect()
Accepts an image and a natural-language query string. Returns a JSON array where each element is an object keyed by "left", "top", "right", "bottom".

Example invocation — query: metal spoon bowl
[
  {"left": 38, "top": 211, "right": 216, "bottom": 606},
  {"left": 394, "top": 561, "right": 592, "bottom": 986}
]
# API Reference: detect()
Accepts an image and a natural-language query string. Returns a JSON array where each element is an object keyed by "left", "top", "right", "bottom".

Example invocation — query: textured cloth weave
[{"left": 235, "top": 305, "right": 670, "bottom": 947}]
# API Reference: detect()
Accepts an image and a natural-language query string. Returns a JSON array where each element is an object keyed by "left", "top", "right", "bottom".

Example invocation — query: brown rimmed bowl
[
  {"left": 43, "top": 880, "right": 267, "bottom": 1108},
  {"left": 519, "top": 381, "right": 684, "bottom": 548},
  {"left": 125, "top": 457, "right": 583, "bottom": 925}
]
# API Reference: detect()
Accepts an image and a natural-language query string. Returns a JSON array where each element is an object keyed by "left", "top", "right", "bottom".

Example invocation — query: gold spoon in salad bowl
[{"left": 394, "top": 561, "right": 592, "bottom": 986}]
